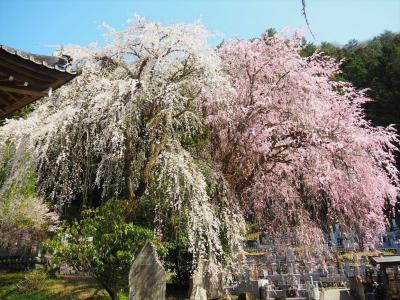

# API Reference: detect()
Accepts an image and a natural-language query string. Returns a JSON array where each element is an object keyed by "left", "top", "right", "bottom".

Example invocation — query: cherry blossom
[{"left": 207, "top": 31, "right": 398, "bottom": 253}]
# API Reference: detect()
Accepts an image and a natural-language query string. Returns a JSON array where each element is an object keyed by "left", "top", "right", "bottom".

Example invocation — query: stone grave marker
[
  {"left": 129, "top": 241, "right": 165, "bottom": 300},
  {"left": 189, "top": 259, "right": 224, "bottom": 299},
  {"left": 190, "top": 260, "right": 207, "bottom": 300},
  {"left": 272, "top": 262, "right": 278, "bottom": 275},
  {"left": 287, "top": 247, "right": 295, "bottom": 262},
  {"left": 191, "top": 286, "right": 207, "bottom": 300}
]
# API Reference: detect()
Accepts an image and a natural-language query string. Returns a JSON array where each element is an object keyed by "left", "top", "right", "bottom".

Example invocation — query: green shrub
[{"left": 46, "top": 199, "right": 157, "bottom": 300}]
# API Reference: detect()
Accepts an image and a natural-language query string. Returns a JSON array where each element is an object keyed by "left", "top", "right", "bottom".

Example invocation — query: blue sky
[{"left": 0, "top": 0, "right": 399, "bottom": 55}]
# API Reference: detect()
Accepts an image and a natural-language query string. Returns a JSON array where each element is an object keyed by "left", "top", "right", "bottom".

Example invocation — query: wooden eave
[{"left": 0, "top": 45, "right": 77, "bottom": 118}]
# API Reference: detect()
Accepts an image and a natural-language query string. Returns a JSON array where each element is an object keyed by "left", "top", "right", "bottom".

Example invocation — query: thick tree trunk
[
  {"left": 123, "top": 126, "right": 163, "bottom": 209},
  {"left": 106, "top": 289, "right": 118, "bottom": 300},
  {"left": 123, "top": 127, "right": 136, "bottom": 208},
  {"left": 97, "top": 276, "right": 117, "bottom": 300},
  {"left": 106, "top": 288, "right": 117, "bottom": 300}
]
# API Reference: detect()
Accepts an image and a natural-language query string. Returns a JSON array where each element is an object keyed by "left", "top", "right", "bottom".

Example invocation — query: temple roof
[
  {"left": 0, "top": 45, "right": 77, "bottom": 118},
  {"left": 369, "top": 255, "right": 400, "bottom": 267}
]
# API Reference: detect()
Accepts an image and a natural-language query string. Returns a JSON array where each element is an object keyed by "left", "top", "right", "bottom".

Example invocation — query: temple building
[{"left": 0, "top": 45, "right": 77, "bottom": 118}]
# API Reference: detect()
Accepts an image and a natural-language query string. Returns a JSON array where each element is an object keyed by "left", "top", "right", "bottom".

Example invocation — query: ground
[
  {"left": 324, "top": 289, "right": 354, "bottom": 300},
  {"left": 0, "top": 271, "right": 189, "bottom": 300},
  {"left": 0, "top": 271, "right": 111, "bottom": 300}
]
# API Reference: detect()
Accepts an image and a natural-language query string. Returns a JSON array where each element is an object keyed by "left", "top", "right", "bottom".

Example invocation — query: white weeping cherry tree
[{"left": 0, "top": 19, "right": 245, "bottom": 275}]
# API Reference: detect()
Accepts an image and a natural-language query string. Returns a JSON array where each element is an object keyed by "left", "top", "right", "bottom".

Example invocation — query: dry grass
[
  {"left": 48, "top": 275, "right": 109, "bottom": 299},
  {"left": 339, "top": 248, "right": 396, "bottom": 262},
  {"left": 0, "top": 271, "right": 111, "bottom": 300}
]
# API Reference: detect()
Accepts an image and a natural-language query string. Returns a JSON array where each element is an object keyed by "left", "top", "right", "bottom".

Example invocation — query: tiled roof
[
  {"left": 369, "top": 255, "right": 400, "bottom": 266},
  {"left": 0, "top": 45, "right": 77, "bottom": 74},
  {"left": 0, "top": 45, "right": 78, "bottom": 118}
]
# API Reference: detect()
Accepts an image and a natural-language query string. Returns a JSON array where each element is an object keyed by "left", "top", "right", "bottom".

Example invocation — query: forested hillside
[{"left": 302, "top": 31, "right": 400, "bottom": 128}]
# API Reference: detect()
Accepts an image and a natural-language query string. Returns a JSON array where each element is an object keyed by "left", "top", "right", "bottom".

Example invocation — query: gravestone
[
  {"left": 191, "top": 286, "right": 207, "bottom": 300},
  {"left": 249, "top": 264, "right": 258, "bottom": 281},
  {"left": 330, "top": 226, "right": 337, "bottom": 247},
  {"left": 343, "top": 239, "right": 351, "bottom": 250},
  {"left": 129, "top": 241, "right": 165, "bottom": 300},
  {"left": 190, "top": 261, "right": 206, "bottom": 300},
  {"left": 393, "top": 218, "right": 398, "bottom": 230},
  {"left": 287, "top": 262, "right": 294, "bottom": 274},
  {"left": 272, "top": 262, "right": 278, "bottom": 275},
  {"left": 287, "top": 247, "right": 295, "bottom": 262},
  {"left": 328, "top": 265, "right": 337, "bottom": 275},
  {"left": 260, "top": 232, "right": 269, "bottom": 245},
  {"left": 344, "top": 261, "right": 351, "bottom": 276}
]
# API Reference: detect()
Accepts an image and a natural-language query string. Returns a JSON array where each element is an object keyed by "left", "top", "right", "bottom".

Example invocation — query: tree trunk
[
  {"left": 123, "top": 127, "right": 136, "bottom": 208},
  {"left": 97, "top": 276, "right": 117, "bottom": 300},
  {"left": 106, "top": 288, "right": 117, "bottom": 300}
]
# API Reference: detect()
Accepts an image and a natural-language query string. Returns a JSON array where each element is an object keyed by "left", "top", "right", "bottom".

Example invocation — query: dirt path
[{"left": 324, "top": 289, "right": 355, "bottom": 300}]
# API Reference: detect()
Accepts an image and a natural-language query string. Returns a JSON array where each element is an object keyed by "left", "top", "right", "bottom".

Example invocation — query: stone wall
[{"left": 0, "top": 256, "right": 40, "bottom": 270}]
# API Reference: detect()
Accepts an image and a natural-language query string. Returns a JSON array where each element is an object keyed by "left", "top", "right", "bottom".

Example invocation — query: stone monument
[
  {"left": 191, "top": 286, "right": 207, "bottom": 300},
  {"left": 190, "top": 260, "right": 207, "bottom": 300},
  {"left": 189, "top": 259, "right": 224, "bottom": 299},
  {"left": 129, "top": 241, "right": 166, "bottom": 300}
]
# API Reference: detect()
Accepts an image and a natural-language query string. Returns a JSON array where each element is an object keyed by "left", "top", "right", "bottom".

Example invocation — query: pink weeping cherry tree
[{"left": 206, "top": 31, "right": 399, "bottom": 253}]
